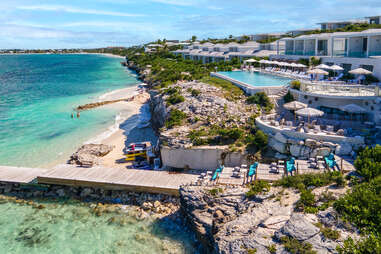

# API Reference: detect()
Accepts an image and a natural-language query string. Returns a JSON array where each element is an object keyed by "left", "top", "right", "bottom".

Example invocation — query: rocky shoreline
[
  {"left": 179, "top": 184, "right": 359, "bottom": 254},
  {"left": 0, "top": 181, "right": 181, "bottom": 220}
]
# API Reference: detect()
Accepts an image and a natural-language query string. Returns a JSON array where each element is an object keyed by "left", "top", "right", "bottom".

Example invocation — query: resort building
[
  {"left": 366, "top": 15, "right": 381, "bottom": 25},
  {"left": 173, "top": 40, "right": 285, "bottom": 63},
  {"left": 273, "top": 29, "right": 381, "bottom": 79},
  {"left": 318, "top": 19, "right": 366, "bottom": 31},
  {"left": 286, "top": 28, "right": 319, "bottom": 37}
]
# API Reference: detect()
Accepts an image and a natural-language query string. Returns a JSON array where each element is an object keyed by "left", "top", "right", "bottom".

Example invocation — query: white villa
[
  {"left": 173, "top": 41, "right": 285, "bottom": 63},
  {"left": 273, "top": 29, "right": 381, "bottom": 79}
]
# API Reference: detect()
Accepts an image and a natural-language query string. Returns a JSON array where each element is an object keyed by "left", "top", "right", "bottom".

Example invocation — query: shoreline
[{"left": 0, "top": 52, "right": 126, "bottom": 60}]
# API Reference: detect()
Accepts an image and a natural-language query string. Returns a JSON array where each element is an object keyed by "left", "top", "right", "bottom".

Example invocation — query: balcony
[
  {"left": 369, "top": 51, "right": 381, "bottom": 57},
  {"left": 294, "top": 50, "right": 304, "bottom": 55},
  {"left": 333, "top": 50, "right": 347, "bottom": 57},
  {"left": 348, "top": 51, "right": 366, "bottom": 58},
  {"left": 305, "top": 51, "right": 316, "bottom": 56},
  {"left": 285, "top": 50, "right": 294, "bottom": 55}
]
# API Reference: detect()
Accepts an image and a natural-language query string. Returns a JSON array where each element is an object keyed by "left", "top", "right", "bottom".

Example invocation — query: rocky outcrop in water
[
  {"left": 179, "top": 185, "right": 359, "bottom": 254},
  {"left": 68, "top": 144, "right": 114, "bottom": 167}
]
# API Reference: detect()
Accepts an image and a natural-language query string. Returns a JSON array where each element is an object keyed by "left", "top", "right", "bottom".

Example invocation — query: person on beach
[
  {"left": 77, "top": 112, "right": 80, "bottom": 118},
  {"left": 71, "top": 113, "right": 74, "bottom": 118}
]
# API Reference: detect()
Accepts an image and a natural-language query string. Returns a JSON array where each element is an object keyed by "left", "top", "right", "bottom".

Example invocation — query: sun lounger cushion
[
  {"left": 324, "top": 153, "right": 336, "bottom": 168},
  {"left": 286, "top": 157, "right": 296, "bottom": 172},
  {"left": 248, "top": 162, "right": 258, "bottom": 177}
]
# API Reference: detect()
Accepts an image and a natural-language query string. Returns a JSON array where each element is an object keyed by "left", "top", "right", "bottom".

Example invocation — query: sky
[{"left": 1, "top": 0, "right": 381, "bottom": 49}]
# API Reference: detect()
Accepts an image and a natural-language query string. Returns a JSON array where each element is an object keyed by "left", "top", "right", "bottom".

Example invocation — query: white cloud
[{"left": 17, "top": 5, "right": 144, "bottom": 17}]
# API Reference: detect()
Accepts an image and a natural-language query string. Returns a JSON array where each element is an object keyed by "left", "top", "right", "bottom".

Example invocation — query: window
[
  {"left": 363, "top": 38, "right": 368, "bottom": 52},
  {"left": 360, "top": 65, "right": 374, "bottom": 72},
  {"left": 342, "top": 64, "right": 352, "bottom": 73}
]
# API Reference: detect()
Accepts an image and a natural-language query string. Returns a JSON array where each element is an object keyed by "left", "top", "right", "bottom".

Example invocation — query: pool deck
[{"left": 210, "top": 72, "right": 288, "bottom": 96}]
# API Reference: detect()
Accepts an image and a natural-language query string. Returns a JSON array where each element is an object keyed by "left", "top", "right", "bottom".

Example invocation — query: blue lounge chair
[
  {"left": 248, "top": 162, "right": 259, "bottom": 177},
  {"left": 286, "top": 157, "right": 296, "bottom": 173},
  {"left": 211, "top": 166, "right": 224, "bottom": 181},
  {"left": 324, "top": 153, "right": 337, "bottom": 169}
]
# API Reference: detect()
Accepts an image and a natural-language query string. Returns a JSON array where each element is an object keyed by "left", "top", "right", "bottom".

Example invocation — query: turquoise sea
[
  {"left": 0, "top": 54, "right": 199, "bottom": 253},
  {"left": 0, "top": 54, "right": 138, "bottom": 167}
]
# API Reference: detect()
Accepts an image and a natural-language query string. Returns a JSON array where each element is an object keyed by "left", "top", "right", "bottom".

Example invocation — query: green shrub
[
  {"left": 209, "top": 188, "right": 223, "bottom": 196},
  {"left": 246, "top": 92, "right": 274, "bottom": 112},
  {"left": 218, "top": 128, "right": 244, "bottom": 141},
  {"left": 191, "top": 89, "right": 201, "bottom": 97},
  {"left": 246, "top": 180, "right": 271, "bottom": 198},
  {"left": 290, "top": 80, "right": 301, "bottom": 90},
  {"left": 200, "top": 76, "right": 243, "bottom": 101},
  {"left": 163, "top": 86, "right": 180, "bottom": 95},
  {"left": 165, "top": 109, "right": 187, "bottom": 128},
  {"left": 247, "top": 249, "right": 257, "bottom": 254},
  {"left": 246, "top": 130, "right": 268, "bottom": 150},
  {"left": 296, "top": 189, "right": 316, "bottom": 212},
  {"left": 334, "top": 175, "right": 381, "bottom": 234},
  {"left": 337, "top": 234, "right": 381, "bottom": 254},
  {"left": 274, "top": 172, "right": 338, "bottom": 190},
  {"left": 266, "top": 244, "right": 276, "bottom": 254},
  {"left": 166, "top": 93, "right": 185, "bottom": 105},
  {"left": 314, "top": 223, "right": 341, "bottom": 240},
  {"left": 280, "top": 236, "right": 316, "bottom": 254},
  {"left": 354, "top": 145, "right": 381, "bottom": 181},
  {"left": 283, "top": 90, "right": 295, "bottom": 103}
]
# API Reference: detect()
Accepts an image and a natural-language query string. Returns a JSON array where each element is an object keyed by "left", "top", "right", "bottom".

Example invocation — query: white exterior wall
[{"left": 160, "top": 146, "right": 246, "bottom": 170}]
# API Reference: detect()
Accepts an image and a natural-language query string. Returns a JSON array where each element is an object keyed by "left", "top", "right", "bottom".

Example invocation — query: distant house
[
  {"left": 366, "top": 16, "right": 381, "bottom": 25},
  {"left": 318, "top": 19, "right": 366, "bottom": 31},
  {"left": 287, "top": 28, "right": 319, "bottom": 37}
]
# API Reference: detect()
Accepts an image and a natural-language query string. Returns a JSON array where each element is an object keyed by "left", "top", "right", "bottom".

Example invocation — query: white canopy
[
  {"left": 307, "top": 68, "right": 329, "bottom": 75},
  {"left": 259, "top": 59, "right": 269, "bottom": 64},
  {"left": 329, "top": 65, "right": 344, "bottom": 71},
  {"left": 290, "top": 63, "right": 299, "bottom": 67},
  {"left": 283, "top": 101, "right": 308, "bottom": 111},
  {"left": 244, "top": 59, "right": 257, "bottom": 63},
  {"left": 339, "top": 104, "right": 367, "bottom": 114},
  {"left": 295, "top": 108, "right": 325, "bottom": 118},
  {"left": 316, "top": 64, "right": 331, "bottom": 69},
  {"left": 349, "top": 68, "right": 372, "bottom": 75},
  {"left": 296, "top": 63, "right": 307, "bottom": 68}
]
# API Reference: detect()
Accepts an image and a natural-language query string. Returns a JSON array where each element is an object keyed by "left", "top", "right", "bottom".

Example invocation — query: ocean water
[
  {"left": 0, "top": 198, "right": 199, "bottom": 254},
  {"left": 217, "top": 71, "right": 291, "bottom": 87},
  {"left": 0, "top": 54, "right": 139, "bottom": 167}
]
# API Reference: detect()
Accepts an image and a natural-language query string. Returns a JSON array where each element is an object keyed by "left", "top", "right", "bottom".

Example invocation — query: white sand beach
[{"left": 83, "top": 84, "right": 157, "bottom": 169}]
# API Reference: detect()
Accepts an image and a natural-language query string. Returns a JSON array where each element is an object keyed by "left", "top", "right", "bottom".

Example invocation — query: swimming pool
[{"left": 216, "top": 71, "right": 291, "bottom": 87}]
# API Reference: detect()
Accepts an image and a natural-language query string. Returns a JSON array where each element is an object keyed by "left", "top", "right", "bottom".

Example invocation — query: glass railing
[
  {"left": 300, "top": 82, "right": 379, "bottom": 97},
  {"left": 333, "top": 50, "right": 347, "bottom": 57},
  {"left": 317, "top": 50, "right": 328, "bottom": 56},
  {"left": 305, "top": 51, "right": 316, "bottom": 56},
  {"left": 285, "top": 50, "right": 294, "bottom": 55},
  {"left": 294, "top": 50, "right": 304, "bottom": 55},
  {"left": 348, "top": 51, "right": 366, "bottom": 58},
  {"left": 369, "top": 51, "right": 381, "bottom": 57}
]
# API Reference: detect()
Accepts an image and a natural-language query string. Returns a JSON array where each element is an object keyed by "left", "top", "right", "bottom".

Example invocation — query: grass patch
[
  {"left": 314, "top": 222, "right": 340, "bottom": 240},
  {"left": 246, "top": 180, "right": 271, "bottom": 198},
  {"left": 166, "top": 93, "right": 185, "bottom": 105},
  {"left": 274, "top": 172, "right": 342, "bottom": 191},
  {"left": 165, "top": 109, "right": 187, "bottom": 129},
  {"left": 209, "top": 188, "right": 223, "bottom": 196},
  {"left": 280, "top": 236, "right": 316, "bottom": 254},
  {"left": 200, "top": 76, "right": 244, "bottom": 101}
]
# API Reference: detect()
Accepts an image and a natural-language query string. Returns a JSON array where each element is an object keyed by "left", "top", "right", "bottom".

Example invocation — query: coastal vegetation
[
  {"left": 246, "top": 92, "right": 274, "bottom": 113},
  {"left": 165, "top": 109, "right": 187, "bottom": 129}
]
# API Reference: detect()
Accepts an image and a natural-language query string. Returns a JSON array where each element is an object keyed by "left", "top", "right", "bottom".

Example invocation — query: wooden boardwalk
[
  {"left": 37, "top": 165, "right": 199, "bottom": 196},
  {"left": 0, "top": 166, "right": 48, "bottom": 183}
]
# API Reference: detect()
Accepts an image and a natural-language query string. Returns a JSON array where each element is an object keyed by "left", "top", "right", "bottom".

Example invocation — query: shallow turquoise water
[
  {"left": 0, "top": 199, "right": 198, "bottom": 254},
  {"left": 217, "top": 71, "right": 291, "bottom": 87},
  {"left": 0, "top": 54, "right": 139, "bottom": 167}
]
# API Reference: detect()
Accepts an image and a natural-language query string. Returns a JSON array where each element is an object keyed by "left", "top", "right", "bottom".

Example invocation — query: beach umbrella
[
  {"left": 349, "top": 68, "right": 372, "bottom": 75},
  {"left": 259, "top": 59, "right": 268, "bottom": 64},
  {"left": 329, "top": 65, "right": 344, "bottom": 71},
  {"left": 245, "top": 59, "right": 257, "bottom": 63},
  {"left": 307, "top": 68, "right": 329, "bottom": 75},
  {"left": 296, "top": 107, "right": 324, "bottom": 123},
  {"left": 284, "top": 101, "right": 308, "bottom": 122},
  {"left": 340, "top": 104, "right": 367, "bottom": 124},
  {"left": 296, "top": 63, "right": 307, "bottom": 68},
  {"left": 284, "top": 101, "right": 308, "bottom": 111},
  {"left": 316, "top": 64, "right": 331, "bottom": 69}
]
